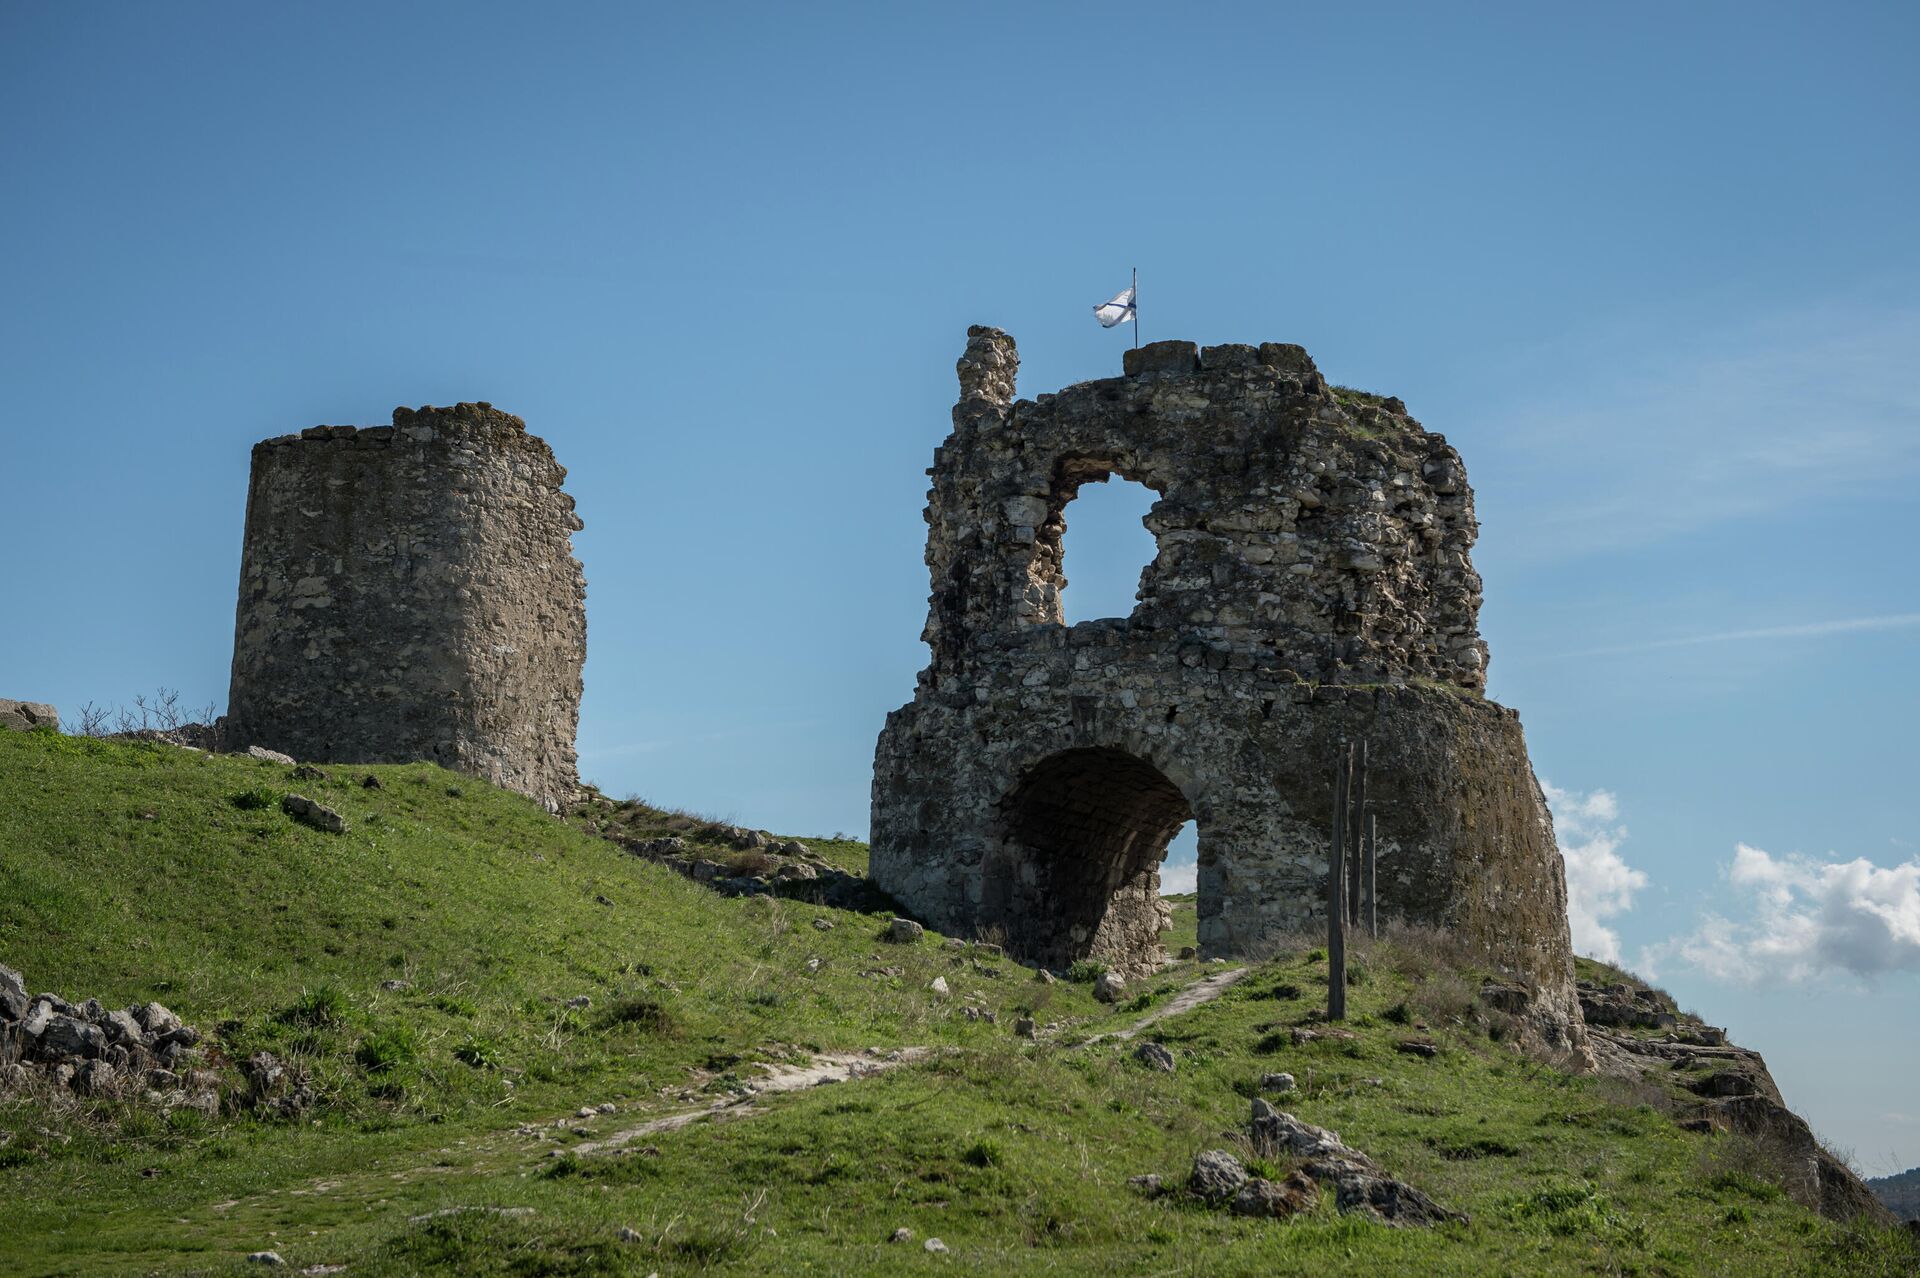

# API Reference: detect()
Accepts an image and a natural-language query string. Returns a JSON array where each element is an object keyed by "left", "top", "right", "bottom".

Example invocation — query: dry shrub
[
  {"left": 1409, "top": 970, "right": 1479, "bottom": 1028},
  {"left": 725, "top": 850, "right": 776, "bottom": 878},
  {"left": 1694, "top": 1129, "right": 1807, "bottom": 1207},
  {"left": 1363, "top": 921, "right": 1479, "bottom": 982},
  {"left": 1593, "top": 1072, "right": 1680, "bottom": 1115}
]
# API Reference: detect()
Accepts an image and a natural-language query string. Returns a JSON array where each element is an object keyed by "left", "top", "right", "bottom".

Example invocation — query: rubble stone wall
[
  {"left": 872, "top": 329, "right": 1582, "bottom": 1044},
  {"left": 224, "top": 403, "right": 586, "bottom": 811}
]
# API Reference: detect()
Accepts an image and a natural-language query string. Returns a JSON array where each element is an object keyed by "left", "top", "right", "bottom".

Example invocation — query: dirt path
[
  {"left": 566, "top": 965, "right": 1249, "bottom": 1159},
  {"left": 1098, "top": 965, "right": 1251, "bottom": 1042}
]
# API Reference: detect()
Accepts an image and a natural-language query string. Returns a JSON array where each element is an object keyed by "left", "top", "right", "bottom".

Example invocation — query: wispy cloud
[
  {"left": 1543, "top": 782, "right": 1648, "bottom": 963},
  {"left": 1649, "top": 843, "right": 1920, "bottom": 984},
  {"left": 1560, "top": 612, "right": 1920, "bottom": 658},
  {"left": 1480, "top": 302, "right": 1920, "bottom": 565}
]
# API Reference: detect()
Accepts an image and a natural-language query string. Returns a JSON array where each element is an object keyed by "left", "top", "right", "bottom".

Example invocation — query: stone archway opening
[{"left": 981, "top": 747, "right": 1193, "bottom": 975}]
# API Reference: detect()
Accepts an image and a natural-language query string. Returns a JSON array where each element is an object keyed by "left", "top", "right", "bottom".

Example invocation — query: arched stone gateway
[
  {"left": 983, "top": 746, "right": 1193, "bottom": 971},
  {"left": 871, "top": 328, "right": 1587, "bottom": 1050}
]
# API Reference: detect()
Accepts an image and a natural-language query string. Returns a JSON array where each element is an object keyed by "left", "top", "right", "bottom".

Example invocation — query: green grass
[{"left": 1, "top": 728, "right": 1913, "bottom": 1276}]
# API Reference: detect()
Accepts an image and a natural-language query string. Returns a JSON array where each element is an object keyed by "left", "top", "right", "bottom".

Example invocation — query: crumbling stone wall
[
  {"left": 224, "top": 403, "right": 586, "bottom": 811},
  {"left": 872, "top": 329, "right": 1582, "bottom": 1043}
]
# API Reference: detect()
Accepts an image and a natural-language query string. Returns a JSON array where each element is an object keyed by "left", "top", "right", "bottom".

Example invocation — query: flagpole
[{"left": 1132, "top": 266, "right": 1139, "bottom": 349}]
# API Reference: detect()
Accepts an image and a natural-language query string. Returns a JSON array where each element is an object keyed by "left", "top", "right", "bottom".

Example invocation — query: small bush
[
  {"left": 963, "top": 1139, "right": 1003, "bottom": 1168},
  {"left": 1383, "top": 1001, "right": 1412, "bottom": 1025},
  {"left": 453, "top": 1035, "right": 501, "bottom": 1069},
  {"left": 355, "top": 1025, "right": 418, "bottom": 1074},
  {"left": 433, "top": 995, "right": 478, "bottom": 1018},
  {"left": 230, "top": 787, "right": 279, "bottom": 811},
  {"left": 1066, "top": 960, "right": 1108, "bottom": 983},
  {"left": 602, "top": 997, "right": 675, "bottom": 1035},
  {"left": 280, "top": 985, "right": 349, "bottom": 1028}
]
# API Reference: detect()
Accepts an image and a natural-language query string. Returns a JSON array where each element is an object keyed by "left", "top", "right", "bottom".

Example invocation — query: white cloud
[
  {"left": 1660, "top": 844, "right": 1920, "bottom": 984},
  {"left": 1543, "top": 781, "right": 1648, "bottom": 963},
  {"left": 1159, "top": 860, "right": 1198, "bottom": 896}
]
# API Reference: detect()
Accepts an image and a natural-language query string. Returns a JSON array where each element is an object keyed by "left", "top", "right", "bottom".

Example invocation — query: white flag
[{"left": 1093, "top": 285, "right": 1136, "bottom": 328}]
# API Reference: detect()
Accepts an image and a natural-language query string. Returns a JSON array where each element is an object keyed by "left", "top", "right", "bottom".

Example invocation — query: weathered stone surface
[
  {"left": 282, "top": 794, "right": 346, "bottom": 834},
  {"left": 1189, "top": 1149, "right": 1249, "bottom": 1203},
  {"left": 0, "top": 700, "right": 58, "bottom": 732},
  {"left": 1231, "top": 1172, "right": 1319, "bottom": 1218},
  {"left": 870, "top": 328, "right": 1584, "bottom": 1049},
  {"left": 1134, "top": 1041, "right": 1175, "bottom": 1072},
  {"left": 887, "top": 918, "right": 925, "bottom": 943},
  {"left": 1092, "top": 971, "right": 1126, "bottom": 1004},
  {"left": 245, "top": 745, "right": 297, "bottom": 766},
  {"left": 224, "top": 404, "right": 586, "bottom": 813}
]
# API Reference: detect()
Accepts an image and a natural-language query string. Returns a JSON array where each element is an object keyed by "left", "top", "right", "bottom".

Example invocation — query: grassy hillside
[{"left": 2, "top": 729, "right": 1915, "bottom": 1276}]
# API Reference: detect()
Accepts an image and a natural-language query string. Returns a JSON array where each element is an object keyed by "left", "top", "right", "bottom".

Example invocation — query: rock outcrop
[
  {"left": 0, "top": 963, "right": 217, "bottom": 1114},
  {"left": 0, "top": 700, "right": 58, "bottom": 732},
  {"left": 1584, "top": 975, "right": 1894, "bottom": 1225}
]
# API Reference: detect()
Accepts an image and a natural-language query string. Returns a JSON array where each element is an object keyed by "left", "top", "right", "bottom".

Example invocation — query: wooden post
[
  {"left": 1327, "top": 742, "right": 1350, "bottom": 1022},
  {"left": 1364, "top": 812, "right": 1378, "bottom": 938},
  {"left": 1349, "top": 740, "right": 1368, "bottom": 928}
]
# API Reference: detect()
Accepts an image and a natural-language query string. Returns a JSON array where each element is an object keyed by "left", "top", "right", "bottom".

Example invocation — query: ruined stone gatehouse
[
  {"left": 871, "top": 329, "right": 1582, "bottom": 1035},
  {"left": 224, "top": 403, "right": 586, "bottom": 812}
]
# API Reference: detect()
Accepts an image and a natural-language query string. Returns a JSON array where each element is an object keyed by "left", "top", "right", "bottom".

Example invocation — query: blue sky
[{"left": 2, "top": 3, "right": 1916, "bottom": 1170}]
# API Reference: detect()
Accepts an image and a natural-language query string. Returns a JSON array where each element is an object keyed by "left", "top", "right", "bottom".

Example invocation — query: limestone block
[{"left": 0, "top": 700, "right": 58, "bottom": 732}]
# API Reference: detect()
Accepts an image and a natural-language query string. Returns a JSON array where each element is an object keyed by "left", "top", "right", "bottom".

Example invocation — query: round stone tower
[
  {"left": 872, "top": 330, "right": 1585, "bottom": 1050},
  {"left": 224, "top": 403, "right": 586, "bottom": 811}
]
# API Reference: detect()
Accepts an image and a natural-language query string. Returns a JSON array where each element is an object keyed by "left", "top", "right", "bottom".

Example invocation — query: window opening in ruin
[
  {"left": 1058, "top": 476, "right": 1159, "bottom": 623},
  {"left": 982, "top": 747, "right": 1192, "bottom": 972}
]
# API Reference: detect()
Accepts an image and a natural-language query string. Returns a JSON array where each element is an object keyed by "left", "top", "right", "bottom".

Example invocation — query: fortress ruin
[
  {"left": 871, "top": 329, "right": 1583, "bottom": 1036},
  {"left": 224, "top": 403, "right": 586, "bottom": 812}
]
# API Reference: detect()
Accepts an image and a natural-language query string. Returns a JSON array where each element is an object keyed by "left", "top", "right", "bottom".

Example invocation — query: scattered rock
[
  {"left": 1036, "top": 969, "right": 1055, "bottom": 985},
  {"left": 244, "top": 745, "right": 297, "bottom": 766},
  {"left": 1127, "top": 1173, "right": 1164, "bottom": 1196},
  {"left": 1178, "top": 946, "right": 1198, "bottom": 960},
  {"left": 616, "top": 1226, "right": 642, "bottom": 1243},
  {"left": 1231, "top": 1172, "right": 1319, "bottom": 1218},
  {"left": 1289, "top": 1026, "right": 1358, "bottom": 1046},
  {"left": 929, "top": 976, "right": 950, "bottom": 997},
  {"left": 245, "top": 1252, "right": 285, "bottom": 1267},
  {"left": 1245, "top": 1098, "right": 1466, "bottom": 1226},
  {"left": 1014, "top": 1017, "right": 1036, "bottom": 1039},
  {"left": 1259, "top": 1072, "right": 1296, "bottom": 1094},
  {"left": 281, "top": 793, "right": 346, "bottom": 834},
  {"left": 1395, "top": 1039, "right": 1439, "bottom": 1058},
  {"left": 888, "top": 918, "right": 925, "bottom": 943},
  {"left": 811, "top": 918, "right": 835, "bottom": 931},
  {"left": 888, "top": 1227, "right": 914, "bottom": 1243},
  {"left": 923, "top": 1237, "right": 948, "bottom": 1253},
  {"left": 1189, "top": 1149, "right": 1249, "bottom": 1204},
  {"left": 290, "top": 764, "right": 328, "bottom": 781},
  {"left": 565, "top": 996, "right": 592, "bottom": 1009},
  {"left": 1134, "top": 1042, "right": 1175, "bottom": 1072},
  {"left": 1092, "top": 971, "right": 1126, "bottom": 1004},
  {"left": 379, "top": 980, "right": 412, "bottom": 992}
]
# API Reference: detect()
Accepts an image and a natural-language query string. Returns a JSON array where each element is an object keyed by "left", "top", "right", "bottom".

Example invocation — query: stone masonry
[
  {"left": 871, "top": 328, "right": 1583, "bottom": 1044},
  {"left": 224, "top": 403, "right": 586, "bottom": 811}
]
